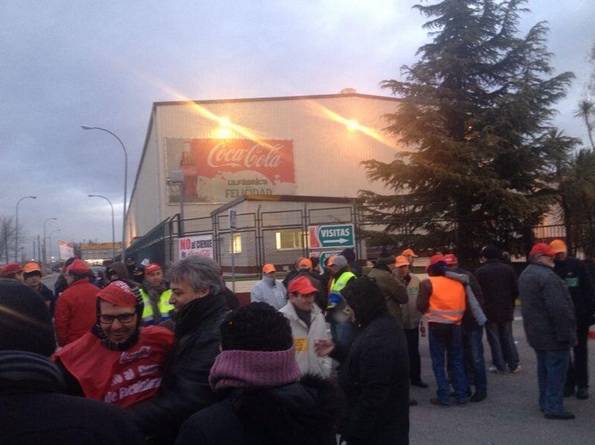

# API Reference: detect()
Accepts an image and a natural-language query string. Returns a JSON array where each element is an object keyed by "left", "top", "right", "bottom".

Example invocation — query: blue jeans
[
  {"left": 536, "top": 349, "right": 570, "bottom": 415},
  {"left": 429, "top": 323, "right": 468, "bottom": 402},
  {"left": 464, "top": 326, "right": 487, "bottom": 393}
]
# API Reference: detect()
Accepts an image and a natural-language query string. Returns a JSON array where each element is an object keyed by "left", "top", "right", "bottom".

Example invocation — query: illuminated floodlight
[
  {"left": 214, "top": 125, "right": 234, "bottom": 139},
  {"left": 347, "top": 119, "right": 360, "bottom": 132}
]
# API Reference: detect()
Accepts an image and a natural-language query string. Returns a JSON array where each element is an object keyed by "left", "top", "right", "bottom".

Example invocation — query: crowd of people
[{"left": 0, "top": 240, "right": 594, "bottom": 444}]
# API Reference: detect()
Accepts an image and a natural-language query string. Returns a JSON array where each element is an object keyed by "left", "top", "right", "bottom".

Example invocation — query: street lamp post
[
  {"left": 81, "top": 125, "right": 128, "bottom": 260},
  {"left": 15, "top": 195, "right": 37, "bottom": 261},
  {"left": 88, "top": 194, "right": 116, "bottom": 259},
  {"left": 42, "top": 217, "right": 57, "bottom": 269},
  {"left": 47, "top": 228, "right": 61, "bottom": 262}
]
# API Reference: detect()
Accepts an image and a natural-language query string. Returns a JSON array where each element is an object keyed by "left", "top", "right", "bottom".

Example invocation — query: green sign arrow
[{"left": 311, "top": 224, "right": 355, "bottom": 249}]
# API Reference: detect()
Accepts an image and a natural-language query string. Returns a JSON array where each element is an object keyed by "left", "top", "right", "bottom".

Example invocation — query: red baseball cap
[
  {"left": 0, "top": 262, "right": 23, "bottom": 277},
  {"left": 288, "top": 276, "right": 318, "bottom": 295},
  {"left": 429, "top": 254, "right": 446, "bottom": 265},
  {"left": 97, "top": 281, "right": 137, "bottom": 307},
  {"left": 444, "top": 254, "right": 458, "bottom": 266},
  {"left": 529, "top": 243, "right": 555, "bottom": 258},
  {"left": 145, "top": 263, "right": 162, "bottom": 274},
  {"left": 66, "top": 259, "right": 91, "bottom": 274}
]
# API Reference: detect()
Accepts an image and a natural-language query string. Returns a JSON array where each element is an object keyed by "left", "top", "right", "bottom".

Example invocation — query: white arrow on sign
[{"left": 324, "top": 238, "right": 350, "bottom": 244}]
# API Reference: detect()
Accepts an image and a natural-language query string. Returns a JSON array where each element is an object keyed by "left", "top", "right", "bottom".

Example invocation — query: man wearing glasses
[{"left": 55, "top": 280, "right": 174, "bottom": 408}]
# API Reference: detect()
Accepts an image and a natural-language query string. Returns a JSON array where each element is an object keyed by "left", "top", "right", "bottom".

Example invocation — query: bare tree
[{"left": 0, "top": 217, "right": 17, "bottom": 263}]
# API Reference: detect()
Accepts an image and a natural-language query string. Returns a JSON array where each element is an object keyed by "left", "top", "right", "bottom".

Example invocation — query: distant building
[{"left": 79, "top": 242, "right": 119, "bottom": 264}]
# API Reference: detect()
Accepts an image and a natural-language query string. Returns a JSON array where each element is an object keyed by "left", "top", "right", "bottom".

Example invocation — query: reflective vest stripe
[
  {"left": 330, "top": 272, "right": 356, "bottom": 293},
  {"left": 140, "top": 289, "right": 174, "bottom": 323}
]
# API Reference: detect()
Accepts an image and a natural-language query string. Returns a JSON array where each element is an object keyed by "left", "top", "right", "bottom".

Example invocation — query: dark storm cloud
[{"left": 0, "top": 0, "right": 593, "bottom": 257}]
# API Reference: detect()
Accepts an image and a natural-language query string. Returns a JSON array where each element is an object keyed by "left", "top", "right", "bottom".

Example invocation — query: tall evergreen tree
[{"left": 360, "top": 0, "right": 573, "bottom": 262}]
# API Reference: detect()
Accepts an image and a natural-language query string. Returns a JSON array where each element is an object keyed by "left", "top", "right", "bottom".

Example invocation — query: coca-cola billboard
[{"left": 166, "top": 138, "right": 296, "bottom": 203}]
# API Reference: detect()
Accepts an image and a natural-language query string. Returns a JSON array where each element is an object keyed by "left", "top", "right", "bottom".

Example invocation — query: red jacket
[
  {"left": 55, "top": 326, "right": 175, "bottom": 408},
  {"left": 54, "top": 279, "right": 100, "bottom": 346}
]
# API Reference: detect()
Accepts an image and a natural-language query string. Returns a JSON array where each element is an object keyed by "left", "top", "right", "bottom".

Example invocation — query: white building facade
[{"left": 126, "top": 92, "right": 403, "bottom": 265}]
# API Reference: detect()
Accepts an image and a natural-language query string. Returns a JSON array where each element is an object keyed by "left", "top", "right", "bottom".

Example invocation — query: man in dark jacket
[
  {"left": 22, "top": 261, "right": 56, "bottom": 315},
  {"left": 519, "top": 243, "right": 577, "bottom": 420},
  {"left": 176, "top": 302, "right": 339, "bottom": 445},
  {"left": 0, "top": 278, "right": 143, "bottom": 445},
  {"left": 367, "top": 255, "right": 408, "bottom": 322},
  {"left": 475, "top": 245, "right": 521, "bottom": 374},
  {"left": 130, "top": 256, "right": 228, "bottom": 443},
  {"left": 316, "top": 276, "right": 409, "bottom": 445},
  {"left": 550, "top": 239, "right": 595, "bottom": 400},
  {"left": 445, "top": 254, "right": 488, "bottom": 402}
]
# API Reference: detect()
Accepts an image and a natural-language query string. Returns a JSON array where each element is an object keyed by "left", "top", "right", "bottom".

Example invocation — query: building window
[
  {"left": 275, "top": 230, "right": 304, "bottom": 250},
  {"left": 230, "top": 234, "right": 242, "bottom": 254}
]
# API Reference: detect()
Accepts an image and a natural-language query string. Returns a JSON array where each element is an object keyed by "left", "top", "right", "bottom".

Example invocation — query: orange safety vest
[{"left": 426, "top": 276, "right": 466, "bottom": 325}]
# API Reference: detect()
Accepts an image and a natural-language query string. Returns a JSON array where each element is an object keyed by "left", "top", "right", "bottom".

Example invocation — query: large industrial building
[{"left": 125, "top": 91, "right": 403, "bottom": 268}]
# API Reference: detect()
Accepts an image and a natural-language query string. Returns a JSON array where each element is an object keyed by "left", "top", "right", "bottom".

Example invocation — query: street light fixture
[
  {"left": 88, "top": 194, "right": 116, "bottom": 259},
  {"left": 81, "top": 125, "right": 128, "bottom": 261},
  {"left": 42, "top": 217, "right": 58, "bottom": 268},
  {"left": 15, "top": 195, "right": 37, "bottom": 261},
  {"left": 47, "top": 228, "right": 61, "bottom": 261}
]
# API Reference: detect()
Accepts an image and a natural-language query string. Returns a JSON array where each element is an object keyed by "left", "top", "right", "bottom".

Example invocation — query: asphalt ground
[{"left": 410, "top": 312, "right": 595, "bottom": 445}]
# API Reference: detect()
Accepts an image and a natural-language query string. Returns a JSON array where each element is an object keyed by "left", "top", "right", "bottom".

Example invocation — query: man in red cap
[
  {"left": 519, "top": 243, "right": 577, "bottom": 420},
  {"left": 55, "top": 280, "right": 174, "bottom": 408},
  {"left": 54, "top": 259, "right": 101, "bottom": 346},
  {"left": 140, "top": 263, "right": 175, "bottom": 325},
  {"left": 280, "top": 275, "right": 332, "bottom": 377}
]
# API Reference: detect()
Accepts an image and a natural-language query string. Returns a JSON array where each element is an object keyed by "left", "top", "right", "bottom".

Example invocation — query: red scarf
[{"left": 55, "top": 326, "right": 174, "bottom": 408}]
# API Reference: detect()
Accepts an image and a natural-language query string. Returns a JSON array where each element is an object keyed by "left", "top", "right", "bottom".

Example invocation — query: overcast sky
[{"left": 1, "top": 0, "right": 593, "bottom": 258}]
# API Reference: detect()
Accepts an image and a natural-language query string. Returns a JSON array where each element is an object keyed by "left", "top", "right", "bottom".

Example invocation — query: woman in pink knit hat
[{"left": 176, "top": 302, "right": 339, "bottom": 445}]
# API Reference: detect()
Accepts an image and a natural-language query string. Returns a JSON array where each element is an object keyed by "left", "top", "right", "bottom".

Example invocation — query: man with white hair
[
  {"left": 130, "top": 256, "right": 228, "bottom": 443},
  {"left": 519, "top": 243, "right": 577, "bottom": 420}
]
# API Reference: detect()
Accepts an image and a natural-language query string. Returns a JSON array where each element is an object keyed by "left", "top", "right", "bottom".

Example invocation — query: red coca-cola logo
[
  {"left": 207, "top": 142, "right": 283, "bottom": 169},
  {"left": 190, "top": 139, "right": 295, "bottom": 184}
]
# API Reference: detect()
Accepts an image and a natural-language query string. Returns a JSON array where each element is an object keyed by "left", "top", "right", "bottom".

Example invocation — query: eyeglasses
[{"left": 99, "top": 313, "right": 136, "bottom": 324}]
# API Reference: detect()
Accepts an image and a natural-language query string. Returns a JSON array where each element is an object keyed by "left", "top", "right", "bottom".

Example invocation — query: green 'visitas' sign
[{"left": 308, "top": 224, "right": 355, "bottom": 249}]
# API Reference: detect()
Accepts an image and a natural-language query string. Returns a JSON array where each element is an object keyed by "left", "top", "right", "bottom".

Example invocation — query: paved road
[{"left": 410, "top": 312, "right": 595, "bottom": 444}]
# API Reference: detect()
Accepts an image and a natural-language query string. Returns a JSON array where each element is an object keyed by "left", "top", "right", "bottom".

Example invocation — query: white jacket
[{"left": 279, "top": 303, "right": 332, "bottom": 378}]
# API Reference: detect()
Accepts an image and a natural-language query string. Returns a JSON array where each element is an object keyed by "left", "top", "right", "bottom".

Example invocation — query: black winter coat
[
  {"left": 475, "top": 259, "right": 518, "bottom": 323},
  {"left": 333, "top": 314, "right": 409, "bottom": 445},
  {"left": 554, "top": 257, "right": 595, "bottom": 326},
  {"left": 0, "top": 351, "right": 142, "bottom": 445},
  {"left": 130, "top": 291, "right": 228, "bottom": 444},
  {"left": 519, "top": 263, "right": 577, "bottom": 351},
  {"left": 175, "top": 375, "right": 339, "bottom": 445}
]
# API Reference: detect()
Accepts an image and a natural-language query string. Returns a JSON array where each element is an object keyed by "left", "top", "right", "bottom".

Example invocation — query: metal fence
[
  {"left": 126, "top": 205, "right": 595, "bottom": 271},
  {"left": 125, "top": 204, "right": 361, "bottom": 274}
]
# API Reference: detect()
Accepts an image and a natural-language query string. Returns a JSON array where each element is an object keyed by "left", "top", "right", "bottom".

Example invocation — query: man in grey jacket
[{"left": 519, "top": 243, "right": 577, "bottom": 420}]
